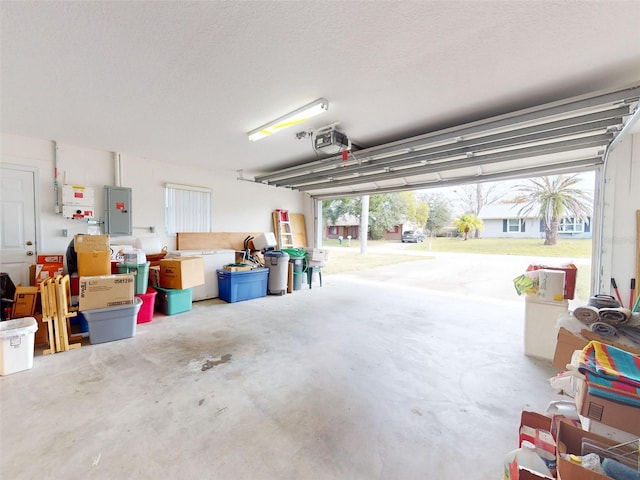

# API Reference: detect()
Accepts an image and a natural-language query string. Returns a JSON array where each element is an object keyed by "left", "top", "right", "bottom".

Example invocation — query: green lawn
[
  {"left": 406, "top": 237, "right": 592, "bottom": 257},
  {"left": 323, "top": 237, "right": 592, "bottom": 258}
]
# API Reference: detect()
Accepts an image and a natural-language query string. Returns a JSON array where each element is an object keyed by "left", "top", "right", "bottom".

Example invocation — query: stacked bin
[{"left": 118, "top": 261, "right": 154, "bottom": 323}]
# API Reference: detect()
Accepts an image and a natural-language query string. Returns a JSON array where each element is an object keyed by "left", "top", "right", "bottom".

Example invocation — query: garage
[{"left": 1, "top": 2, "right": 640, "bottom": 479}]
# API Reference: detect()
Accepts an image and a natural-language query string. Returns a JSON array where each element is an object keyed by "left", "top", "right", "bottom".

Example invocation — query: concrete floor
[{"left": 1, "top": 264, "right": 558, "bottom": 479}]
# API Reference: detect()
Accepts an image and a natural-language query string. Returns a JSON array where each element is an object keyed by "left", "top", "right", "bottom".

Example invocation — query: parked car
[{"left": 401, "top": 230, "right": 425, "bottom": 243}]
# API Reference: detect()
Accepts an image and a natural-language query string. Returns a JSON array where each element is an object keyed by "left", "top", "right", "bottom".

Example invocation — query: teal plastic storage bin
[
  {"left": 154, "top": 286, "right": 192, "bottom": 315},
  {"left": 117, "top": 261, "right": 150, "bottom": 295},
  {"left": 217, "top": 268, "right": 268, "bottom": 303}
]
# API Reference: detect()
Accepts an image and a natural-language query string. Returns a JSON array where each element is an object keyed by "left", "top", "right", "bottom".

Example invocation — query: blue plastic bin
[{"left": 216, "top": 268, "right": 268, "bottom": 303}]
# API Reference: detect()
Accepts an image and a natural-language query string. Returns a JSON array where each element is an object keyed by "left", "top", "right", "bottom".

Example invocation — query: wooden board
[
  {"left": 290, "top": 213, "right": 308, "bottom": 248},
  {"left": 176, "top": 232, "right": 264, "bottom": 251},
  {"left": 271, "top": 212, "right": 308, "bottom": 249}
]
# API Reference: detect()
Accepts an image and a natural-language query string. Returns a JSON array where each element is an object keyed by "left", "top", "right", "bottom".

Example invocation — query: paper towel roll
[{"left": 538, "top": 269, "right": 566, "bottom": 302}]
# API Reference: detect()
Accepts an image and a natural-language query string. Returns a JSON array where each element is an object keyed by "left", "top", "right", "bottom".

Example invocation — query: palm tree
[
  {"left": 453, "top": 213, "right": 483, "bottom": 240},
  {"left": 513, "top": 175, "right": 592, "bottom": 246}
]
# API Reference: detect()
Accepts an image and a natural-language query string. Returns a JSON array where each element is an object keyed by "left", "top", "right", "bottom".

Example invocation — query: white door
[{"left": 0, "top": 167, "right": 37, "bottom": 286}]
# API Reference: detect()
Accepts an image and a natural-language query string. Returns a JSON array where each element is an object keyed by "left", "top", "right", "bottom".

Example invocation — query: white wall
[
  {"left": 597, "top": 131, "right": 640, "bottom": 299},
  {"left": 1, "top": 132, "right": 312, "bottom": 257},
  {"left": 482, "top": 218, "right": 542, "bottom": 239}
]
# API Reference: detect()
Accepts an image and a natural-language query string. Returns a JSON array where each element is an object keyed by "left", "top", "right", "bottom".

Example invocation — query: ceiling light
[{"left": 247, "top": 98, "right": 329, "bottom": 141}]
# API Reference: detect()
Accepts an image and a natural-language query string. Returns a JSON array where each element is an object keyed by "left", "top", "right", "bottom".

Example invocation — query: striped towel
[
  {"left": 578, "top": 341, "right": 640, "bottom": 387},
  {"left": 578, "top": 341, "right": 640, "bottom": 407},
  {"left": 581, "top": 372, "right": 640, "bottom": 408}
]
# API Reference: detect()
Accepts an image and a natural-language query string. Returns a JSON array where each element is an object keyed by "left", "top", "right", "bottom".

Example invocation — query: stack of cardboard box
[
  {"left": 516, "top": 328, "right": 640, "bottom": 479},
  {"left": 154, "top": 257, "right": 204, "bottom": 315}
]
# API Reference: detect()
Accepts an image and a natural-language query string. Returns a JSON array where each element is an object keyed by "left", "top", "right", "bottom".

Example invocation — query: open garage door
[{"left": 254, "top": 84, "right": 640, "bottom": 200}]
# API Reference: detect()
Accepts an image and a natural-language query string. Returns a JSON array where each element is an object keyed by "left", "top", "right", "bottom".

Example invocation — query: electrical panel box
[
  {"left": 61, "top": 185, "right": 95, "bottom": 219},
  {"left": 104, "top": 186, "right": 132, "bottom": 236},
  {"left": 62, "top": 205, "right": 96, "bottom": 219},
  {"left": 61, "top": 185, "right": 95, "bottom": 206}
]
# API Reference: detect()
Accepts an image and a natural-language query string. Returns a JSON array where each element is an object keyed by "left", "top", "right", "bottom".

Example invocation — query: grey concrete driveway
[{"left": 329, "top": 242, "right": 590, "bottom": 307}]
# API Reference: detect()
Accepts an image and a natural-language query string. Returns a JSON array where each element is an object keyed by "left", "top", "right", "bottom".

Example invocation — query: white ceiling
[{"left": 2, "top": 1, "right": 640, "bottom": 185}]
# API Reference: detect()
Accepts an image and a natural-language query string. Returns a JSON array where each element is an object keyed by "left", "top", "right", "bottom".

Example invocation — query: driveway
[{"left": 330, "top": 242, "right": 589, "bottom": 307}]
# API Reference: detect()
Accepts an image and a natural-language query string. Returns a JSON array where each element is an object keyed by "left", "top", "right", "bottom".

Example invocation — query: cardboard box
[
  {"left": 35, "top": 263, "right": 64, "bottom": 286},
  {"left": 223, "top": 263, "right": 252, "bottom": 272},
  {"left": 37, "top": 254, "right": 64, "bottom": 264},
  {"left": 75, "top": 234, "right": 111, "bottom": 277},
  {"left": 159, "top": 257, "right": 205, "bottom": 290},
  {"left": 574, "top": 376, "right": 640, "bottom": 437},
  {"left": 556, "top": 420, "right": 619, "bottom": 480},
  {"left": 74, "top": 234, "right": 109, "bottom": 252},
  {"left": 553, "top": 327, "right": 640, "bottom": 371},
  {"left": 518, "top": 411, "right": 557, "bottom": 478},
  {"left": 35, "top": 253, "right": 65, "bottom": 286},
  {"left": 33, "top": 313, "right": 48, "bottom": 346},
  {"left": 79, "top": 274, "right": 135, "bottom": 311},
  {"left": 149, "top": 266, "right": 160, "bottom": 288},
  {"left": 553, "top": 327, "right": 590, "bottom": 370},
  {"left": 77, "top": 251, "right": 111, "bottom": 276},
  {"left": 12, "top": 286, "right": 38, "bottom": 317},
  {"left": 579, "top": 415, "right": 639, "bottom": 444}
]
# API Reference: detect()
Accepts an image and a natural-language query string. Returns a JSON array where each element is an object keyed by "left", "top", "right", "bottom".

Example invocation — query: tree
[
  {"left": 321, "top": 197, "right": 359, "bottom": 236},
  {"left": 512, "top": 175, "right": 592, "bottom": 246},
  {"left": 455, "top": 183, "right": 499, "bottom": 238},
  {"left": 322, "top": 192, "right": 429, "bottom": 240},
  {"left": 423, "top": 193, "right": 452, "bottom": 235},
  {"left": 368, "top": 193, "right": 408, "bottom": 239},
  {"left": 453, "top": 213, "right": 483, "bottom": 240}
]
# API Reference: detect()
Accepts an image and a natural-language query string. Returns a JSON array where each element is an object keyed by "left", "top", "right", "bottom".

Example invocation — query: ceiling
[{"left": 2, "top": 1, "right": 640, "bottom": 198}]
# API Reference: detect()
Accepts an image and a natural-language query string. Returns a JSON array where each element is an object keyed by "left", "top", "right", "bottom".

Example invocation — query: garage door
[{"left": 255, "top": 84, "right": 640, "bottom": 199}]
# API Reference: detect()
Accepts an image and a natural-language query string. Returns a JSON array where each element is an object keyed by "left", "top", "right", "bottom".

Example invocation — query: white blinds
[{"left": 165, "top": 183, "right": 212, "bottom": 234}]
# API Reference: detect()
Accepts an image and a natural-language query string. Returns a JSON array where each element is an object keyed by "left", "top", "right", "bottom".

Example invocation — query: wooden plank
[
  {"left": 272, "top": 212, "right": 280, "bottom": 248},
  {"left": 40, "top": 278, "right": 57, "bottom": 355},
  {"left": 289, "top": 213, "right": 307, "bottom": 248},
  {"left": 176, "top": 232, "right": 264, "bottom": 251}
]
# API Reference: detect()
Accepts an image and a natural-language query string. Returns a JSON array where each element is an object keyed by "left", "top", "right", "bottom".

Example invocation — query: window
[
  {"left": 503, "top": 219, "right": 526, "bottom": 233},
  {"left": 165, "top": 183, "right": 212, "bottom": 234},
  {"left": 559, "top": 217, "right": 590, "bottom": 233},
  {"left": 329, "top": 226, "right": 337, "bottom": 235},
  {"left": 539, "top": 217, "right": 591, "bottom": 233}
]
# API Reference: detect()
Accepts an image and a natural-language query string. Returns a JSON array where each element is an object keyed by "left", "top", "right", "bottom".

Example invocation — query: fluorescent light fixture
[{"left": 247, "top": 98, "right": 329, "bottom": 141}]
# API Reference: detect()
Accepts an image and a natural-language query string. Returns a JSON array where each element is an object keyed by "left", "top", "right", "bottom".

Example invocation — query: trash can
[
  {"left": 290, "top": 258, "right": 303, "bottom": 290},
  {"left": 282, "top": 248, "right": 307, "bottom": 292},
  {"left": 264, "top": 250, "right": 289, "bottom": 295}
]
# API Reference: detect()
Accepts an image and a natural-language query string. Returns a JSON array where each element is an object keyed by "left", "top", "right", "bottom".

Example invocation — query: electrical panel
[
  {"left": 104, "top": 186, "right": 132, "bottom": 236},
  {"left": 61, "top": 185, "right": 95, "bottom": 219}
]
